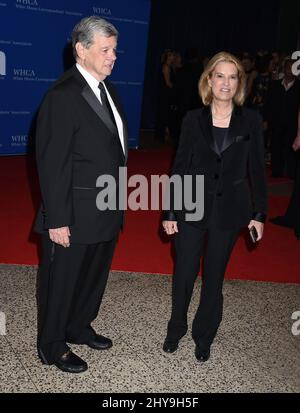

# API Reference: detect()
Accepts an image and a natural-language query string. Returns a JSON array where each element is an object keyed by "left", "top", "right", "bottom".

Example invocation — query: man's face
[{"left": 76, "top": 33, "right": 117, "bottom": 81}]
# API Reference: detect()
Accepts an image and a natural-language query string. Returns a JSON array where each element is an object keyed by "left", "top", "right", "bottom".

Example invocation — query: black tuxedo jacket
[
  {"left": 164, "top": 106, "right": 267, "bottom": 230},
  {"left": 35, "top": 65, "right": 128, "bottom": 243}
]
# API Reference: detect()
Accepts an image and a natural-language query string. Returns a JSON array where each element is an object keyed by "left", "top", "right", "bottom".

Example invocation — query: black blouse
[{"left": 212, "top": 126, "right": 228, "bottom": 152}]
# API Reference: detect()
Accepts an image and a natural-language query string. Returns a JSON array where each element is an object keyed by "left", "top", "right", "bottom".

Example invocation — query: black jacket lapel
[
  {"left": 221, "top": 106, "right": 243, "bottom": 153},
  {"left": 199, "top": 106, "right": 220, "bottom": 155},
  {"left": 105, "top": 81, "right": 129, "bottom": 163},
  {"left": 71, "top": 65, "right": 119, "bottom": 137},
  {"left": 72, "top": 66, "right": 127, "bottom": 162},
  {"left": 199, "top": 105, "right": 244, "bottom": 155},
  {"left": 81, "top": 84, "right": 118, "bottom": 137}
]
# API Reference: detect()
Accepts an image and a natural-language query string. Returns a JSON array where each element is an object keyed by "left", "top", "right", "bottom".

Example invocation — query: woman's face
[{"left": 208, "top": 61, "right": 239, "bottom": 103}]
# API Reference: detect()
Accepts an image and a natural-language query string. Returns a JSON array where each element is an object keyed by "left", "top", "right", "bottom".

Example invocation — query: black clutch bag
[{"left": 249, "top": 226, "right": 258, "bottom": 243}]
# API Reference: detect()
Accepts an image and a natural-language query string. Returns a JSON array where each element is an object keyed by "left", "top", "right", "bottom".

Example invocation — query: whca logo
[{"left": 0, "top": 51, "right": 6, "bottom": 76}]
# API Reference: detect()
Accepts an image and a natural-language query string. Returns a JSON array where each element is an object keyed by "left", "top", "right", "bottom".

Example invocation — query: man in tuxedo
[{"left": 35, "top": 16, "right": 128, "bottom": 373}]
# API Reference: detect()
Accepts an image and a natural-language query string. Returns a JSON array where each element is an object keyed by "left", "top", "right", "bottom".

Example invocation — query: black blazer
[
  {"left": 35, "top": 65, "right": 128, "bottom": 243},
  {"left": 164, "top": 105, "right": 267, "bottom": 230}
]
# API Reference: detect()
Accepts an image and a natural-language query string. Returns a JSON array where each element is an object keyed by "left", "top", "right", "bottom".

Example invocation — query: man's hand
[
  {"left": 162, "top": 220, "right": 178, "bottom": 235},
  {"left": 248, "top": 220, "right": 264, "bottom": 241},
  {"left": 49, "top": 226, "right": 71, "bottom": 248}
]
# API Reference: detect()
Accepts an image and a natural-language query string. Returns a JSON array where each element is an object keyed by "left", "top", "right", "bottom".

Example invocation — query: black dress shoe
[
  {"left": 54, "top": 351, "right": 88, "bottom": 373},
  {"left": 195, "top": 346, "right": 210, "bottom": 362},
  {"left": 163, "top": 339, "right": 179, "bottom": 353},
  {"left": 85, "top": 334, "right": 113, "bottom": 350}
]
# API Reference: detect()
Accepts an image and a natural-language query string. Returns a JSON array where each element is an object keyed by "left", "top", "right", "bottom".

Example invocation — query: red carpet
[{"left": 0, "top": 150, "right": 299, "bottom": 283}]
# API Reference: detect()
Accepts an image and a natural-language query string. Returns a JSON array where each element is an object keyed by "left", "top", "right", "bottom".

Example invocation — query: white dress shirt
[{"left": 76, "top": 63, "right": 125, "bottom": 153}]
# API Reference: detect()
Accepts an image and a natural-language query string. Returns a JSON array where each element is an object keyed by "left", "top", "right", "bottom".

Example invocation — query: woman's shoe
[
  {"left": 195, "top": 346, "right": 210, "bottom": 362},
  {"left": 163, "top": 339, "right": 179, "bottom": 353}
]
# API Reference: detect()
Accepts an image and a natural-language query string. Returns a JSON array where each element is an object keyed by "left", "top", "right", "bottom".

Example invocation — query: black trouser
[
  {"left": 37, "top": 235, "right": 117, "bottom": 364},
  {"left": 166, "top": 220, "right": 239, "bottom": 351}
]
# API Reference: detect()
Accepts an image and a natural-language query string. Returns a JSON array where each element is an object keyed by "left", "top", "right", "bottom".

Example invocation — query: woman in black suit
[{"left": 162, "top": 52, "right": 267, "bottom": 362}]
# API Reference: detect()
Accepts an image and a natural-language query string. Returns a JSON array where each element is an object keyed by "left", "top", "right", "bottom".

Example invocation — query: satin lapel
[
  {"left": 221, "top": 106, "right": 243, "bottom": 153},
  {"left": 105, "top": 81, "right": 128, "bottom": 163},
  {"left": 73, "top": 65, "right": 126, "bottom": 162},
  {"left": 199, "top": 106, "right": 220, "bottom": 155},
  {"left": 81, "top": 85, "right": 117, "bottom": 136}
]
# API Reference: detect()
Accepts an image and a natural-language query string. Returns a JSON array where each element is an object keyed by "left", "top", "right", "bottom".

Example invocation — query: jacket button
[
  {"left": 214, "top": 174, "right": 219, "bottom": 179},
  {"left": 217, "top": 192, "right": 222, "bottom": 196},
  {"left": 216, "top": 158, "right": 221, "bottom": 163}
]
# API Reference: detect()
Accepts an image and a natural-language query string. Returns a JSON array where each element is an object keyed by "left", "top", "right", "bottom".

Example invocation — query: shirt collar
[{"left": 76, "top": 63, "right": 101, "bottom": 90}]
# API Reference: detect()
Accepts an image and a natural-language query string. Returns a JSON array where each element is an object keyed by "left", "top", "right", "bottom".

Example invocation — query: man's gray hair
[{"left": 72, "top": 16, "right": 118, "bottom": 58}]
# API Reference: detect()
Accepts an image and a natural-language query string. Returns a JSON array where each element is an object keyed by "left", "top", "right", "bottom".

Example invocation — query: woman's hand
[
  {"left": 248, "top": 220, "right": 264, "bottom": 241},
  {"left": 162, "top": 220, "right": 178, "bottom": 235}
]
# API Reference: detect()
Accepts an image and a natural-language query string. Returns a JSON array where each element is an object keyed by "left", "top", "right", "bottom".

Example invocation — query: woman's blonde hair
[{"left": 199, "top": 51, "right": 246, "bottom": 106}]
